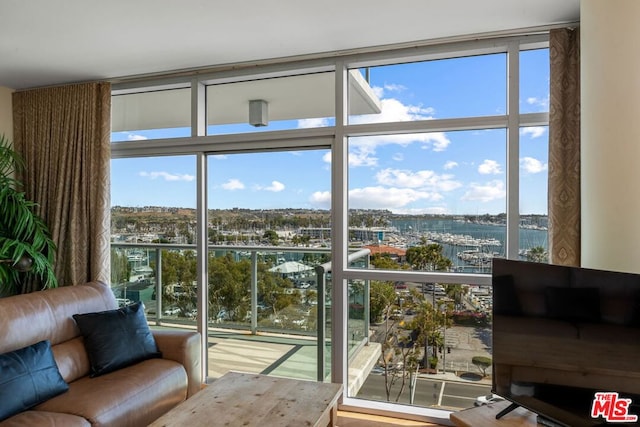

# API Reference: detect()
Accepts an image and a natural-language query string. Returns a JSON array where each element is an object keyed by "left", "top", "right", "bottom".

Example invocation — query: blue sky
[{"left": 111, "top": 49, "right": 549, "bottom": 215}]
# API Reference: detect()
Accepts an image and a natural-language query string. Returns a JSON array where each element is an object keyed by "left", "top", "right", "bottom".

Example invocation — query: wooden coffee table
[{"left": 149, "top": 371, "right": 343, "bottom": 427}]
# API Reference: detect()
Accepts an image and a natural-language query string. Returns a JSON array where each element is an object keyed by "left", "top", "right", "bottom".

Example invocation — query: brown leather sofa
[{"left": 0, "top": 281, "right": 202, "bottom": 427}]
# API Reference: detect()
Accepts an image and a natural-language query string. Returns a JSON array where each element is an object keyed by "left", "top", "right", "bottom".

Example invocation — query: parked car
[
  {"left": 163, "top": 306, "right": 180, "bottom": 316},
  {"left": 474, "top": 393, "right": 505, "bottom": 406},
  {"left": 370, "top": 366, "right": 385, "bottom": 375},
  {"left": 389, "top": 309, "right": 404, "bottom": 320}
]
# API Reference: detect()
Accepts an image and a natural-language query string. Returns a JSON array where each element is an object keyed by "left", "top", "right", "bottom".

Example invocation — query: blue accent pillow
[
  {"left": 73, "top": 301, "right": 161, "bottom": 377},
  {"left": 0, "top": 340, "right": 69, "bottom": 422}
]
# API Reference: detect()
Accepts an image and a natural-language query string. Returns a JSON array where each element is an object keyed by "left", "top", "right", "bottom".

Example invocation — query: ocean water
[{"left": 390, "top": 218, "right": 548, "bottom": 272}]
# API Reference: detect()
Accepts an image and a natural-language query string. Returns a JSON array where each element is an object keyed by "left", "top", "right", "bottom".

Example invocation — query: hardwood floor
[{"left": 337, "top": 410, "right": 446, "bottom": 427}]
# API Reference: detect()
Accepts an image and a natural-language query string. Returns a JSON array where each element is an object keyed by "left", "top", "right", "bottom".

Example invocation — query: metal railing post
[
  {"left": 155, "top": 248, "right": 162, "bottom": 326},
  {"left": 251, "top": 251, "right": 258, "bottom": 335},
  {"left": 364, "top": 254, "right": 370, "bottom": 345},
  {"left": 315, "top": 265, "right": 326, "bottom": 382}
]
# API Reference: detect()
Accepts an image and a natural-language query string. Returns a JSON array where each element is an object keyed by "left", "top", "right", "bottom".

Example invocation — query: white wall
[
  {"left": 581, "top": 0, "right": 640, "bottom": 273},
  {"left": 0, "top": 86, "right": 13, "bottom": 141}
]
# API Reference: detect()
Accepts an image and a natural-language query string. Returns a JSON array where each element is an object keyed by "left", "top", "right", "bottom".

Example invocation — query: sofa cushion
[
  {"left": 0, "top": 340, "right": 69, "bottom": 422},
  {"left": 73, "top": 302, "right": 160, "bottom": 377},
  {"left": 0, "top": 410, "right": 91, "bottom": 427},
  {"left": 35, "top": 358, "right": 188, "bottom": 427}
]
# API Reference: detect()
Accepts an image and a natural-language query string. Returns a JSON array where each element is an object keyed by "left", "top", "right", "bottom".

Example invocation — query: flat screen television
[{"left": 492, "top": 258, "right": 640, "bottom": 427}]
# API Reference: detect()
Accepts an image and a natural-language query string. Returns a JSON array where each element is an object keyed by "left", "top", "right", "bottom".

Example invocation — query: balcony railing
[
  {"left": 110, "top": 242, "right": 371, "bottom": 382},
  {"left": 111, "top": 241, "right": 496, "bottom": 412}
]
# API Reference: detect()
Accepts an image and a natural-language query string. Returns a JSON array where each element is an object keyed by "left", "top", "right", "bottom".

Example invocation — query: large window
[{"left": 110, "top": 35, "right": 550, "bottom": 423}]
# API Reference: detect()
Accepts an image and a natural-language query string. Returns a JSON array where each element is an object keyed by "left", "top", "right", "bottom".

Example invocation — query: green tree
[
  {"left": 110, "top": 248, "right": 130, "bottom": 285},
  {"left": 444, "top": 284, "right": 467, "bottom": 308},
  {"left": 472, "top": 356, "right": 492, "bottom": 377},
  {"left": 406, "top": 239, "right": 452, "bottom": 271},
  {"left": 262, "top": 230, "right": 279, "bottom": 246},
  {"left": 371, "top": 253, "right": 401, "bottom": 270},
  {"left": 208, "top": 253, "right": 251, "bottom": 322},
  {"left": 162, "top": 249, "right": 197, "bottom": 313},
  {"left": 369, "top": 281, "right": 396, "bottom": 323},
  {"left": 258, "top": 265, "right": 300, "bottom": 319},
  {"left": 408, "top": 293, "right": 452, "bottom": 371},
  {"left": 526, "top": 246, "right": 548, "bottom": 263}
]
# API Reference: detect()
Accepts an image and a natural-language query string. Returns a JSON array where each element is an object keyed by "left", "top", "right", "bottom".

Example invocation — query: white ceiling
[{"left": 0, "top": 0, "right": 580, "bottom": 90}]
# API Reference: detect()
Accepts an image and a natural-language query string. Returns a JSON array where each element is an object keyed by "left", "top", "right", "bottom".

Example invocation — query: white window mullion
[
  {"left": 506, "top": 42, "right": 520, "bottom": 260},
  {"left": 192, "top": 79, "right": 209, "bottom": 382},
  {"left": 331, "top": 61, "right": 349, "bottom": 386}
]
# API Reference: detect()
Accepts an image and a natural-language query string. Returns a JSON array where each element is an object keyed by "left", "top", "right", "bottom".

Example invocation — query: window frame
[{"left": 110, "top": 33, "right": 550, "bottom": 423}]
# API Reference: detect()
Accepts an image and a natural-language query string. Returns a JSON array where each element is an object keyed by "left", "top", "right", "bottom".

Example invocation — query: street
[{"left": 355, "top": 373, "right": 491, "bottom": 410}]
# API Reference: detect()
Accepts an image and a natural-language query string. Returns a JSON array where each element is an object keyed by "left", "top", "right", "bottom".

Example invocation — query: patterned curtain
[
  {"left": 548, "top": 28, "right": 581, "bottom": 266},
  {"left": 12, "top": 82, "right": 111, "bottom": 290}
]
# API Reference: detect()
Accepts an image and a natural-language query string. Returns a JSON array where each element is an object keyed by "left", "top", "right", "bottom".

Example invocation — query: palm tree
[
  {"left": 405, "top": 238, "right": 452, "bottom": 271},
  {"left": 0, "top": 135, "right": 57, "bottom": 296},
  {"left": 444, "top": 283, "right": 468, "bottom": 309},
  {"left": 526, "top": 246, "right": 548, "bottom": 263}
]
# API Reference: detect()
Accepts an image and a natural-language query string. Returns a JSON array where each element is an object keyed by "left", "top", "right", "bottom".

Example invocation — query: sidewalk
[{"left": 435, "top": 324, "right": 493, "bottom": 384}]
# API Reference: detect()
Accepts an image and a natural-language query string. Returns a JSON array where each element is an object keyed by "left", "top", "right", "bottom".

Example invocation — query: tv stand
[
  {"left": 496, "top": 402, "right": 521, "bottom": 419},
  {"left": 451, "top": 400, "right": 537, "bottom": 427}
]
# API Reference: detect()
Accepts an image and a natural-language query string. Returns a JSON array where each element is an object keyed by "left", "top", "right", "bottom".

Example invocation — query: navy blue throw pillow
[
  {"left": 0, "top": 340, "right": 69, "bottom": 422},
  {"left": 73, "top": 301, "right": 161, "bottom": 377}
]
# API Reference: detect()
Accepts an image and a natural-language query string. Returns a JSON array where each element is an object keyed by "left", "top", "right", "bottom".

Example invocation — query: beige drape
[
  {"left": 548, "top": 28, "right": 581, "bottom": 267},
  {"left": 13, "top": 82, "right": 111, "bottom": 291}
]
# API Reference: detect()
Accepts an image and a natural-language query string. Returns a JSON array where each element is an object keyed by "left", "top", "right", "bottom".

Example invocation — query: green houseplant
[{"left": 0, "top": 134, "right": 57, "bottom": 296}]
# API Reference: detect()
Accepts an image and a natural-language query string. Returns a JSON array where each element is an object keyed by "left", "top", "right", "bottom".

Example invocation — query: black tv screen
[{"left": 492, "top": 258, "right": 640, "bottom": 426}]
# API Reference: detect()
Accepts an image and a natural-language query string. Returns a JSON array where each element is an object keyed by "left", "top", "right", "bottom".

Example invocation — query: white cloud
[
  {"left": 392, "top": 153, "right": 404, "bottom": 161},
  {"left": 128, "top": 134, "right": 147, "bottom": 141},
  {"left": 210, "top": 154, "right": 228, "bottom": 160},
  {"left": 297, "top": 118, "right": 330, "bottom": 128},
  {"left": 478, "top": 160, "right": 502, "bottom": 175},
  {"left": 318, "top": 94, "right": 451, "bottom": 167},
  {"left": 375, "top": 168, "right": 462, "bottom": 192},
  {"left": 461, "top": 180, "right": 505, "bottom": 202},
  {"left": 222, "top": 179, "right": 245, "bottom": 190},
  {"left": 322, "top": 152, "right": 331, "bottom": 164},
  {"left": 309, "top": 191, "right": 331, "bottom": 209},
  {"left": 521, "top": 126, "right": 546, "bottom": 139},
  {"left": 352, "top": 98, "right": 435, "bottom": 124},
  {"left": 323, "top": 147, "right": 378, "bottom": 167},
  {"left": 263, "top": 181, "right": 285, "bottom": 192},
  {"left": 310, "top": 186, "right": 445, "bottom": 210},
  {"left": 348, "top": 146, "right": 379, "bottom": 167},
  {"left": 349, "top": 186, "right": 443, "bottom": 209},
  {"left": 393, "top": 206, "right": 449, "bottom": 215},
  {"left": 344, "top": 131, "right": 450, "bottom": 168},
  {"left": 139, "top": 171, "right": 195, "bottom": 182},
  {"left": 383, "top": 83, "right": 406, "bottom": 93},
  {"left": 444, "top": 161, "right": 459, "bottom": 170},
  {"left": 526, "top": 96, "right": 549, "bottom": 110},
  {"left": 520, "top": 157, "right": 548, "bottom": 174}
]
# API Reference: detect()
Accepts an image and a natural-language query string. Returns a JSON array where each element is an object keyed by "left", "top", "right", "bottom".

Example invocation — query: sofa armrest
[{"left": 152, "top": 330, "right": 202, "bottom": 397}]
